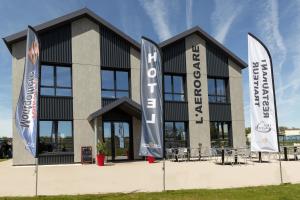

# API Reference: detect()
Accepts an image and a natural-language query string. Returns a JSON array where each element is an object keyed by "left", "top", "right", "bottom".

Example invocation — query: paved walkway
[{"left": 0, "top": 159, "right": 300, "bottom": 196}]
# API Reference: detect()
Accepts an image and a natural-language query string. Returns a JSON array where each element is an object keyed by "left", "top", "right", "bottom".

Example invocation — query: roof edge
[
  {"left": 3, "top": 7, "right": 140, "bottom": 53},
  {"left": 159, "top": 26, "right": 248, "bottom": 69}
]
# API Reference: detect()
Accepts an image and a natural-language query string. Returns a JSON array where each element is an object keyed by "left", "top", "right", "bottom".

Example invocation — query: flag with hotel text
[
  {"left": 248, "top": 33, "right": 279, "bottom": 152},
  {"left": 139, "top": 37, "right": 163, "bottom": 158},
  {"left": 15, "top": 26, "right": 40, "bottom": 158}
]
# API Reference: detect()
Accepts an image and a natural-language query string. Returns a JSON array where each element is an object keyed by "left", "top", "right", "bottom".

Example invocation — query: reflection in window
[
  {"left": 39, "top": 121, "right": 73, "bottom": 154},
  {"left": 210, "top": 122, "right": 232, "bottom": 148},
  {"left": 101, "top": 70, "right": 129, "bottom": 99},
  {"left": 164, "top": 75, "right": 185, "bottom": 101},
  {"left": 164, "top": 121, "right": 187, "bottom": 148},
  {"left": 40, "top": 65, "right": 72, "bottom": 97},
  {"left": 208, "top": 78, "right": 227, "bottom": 103}
]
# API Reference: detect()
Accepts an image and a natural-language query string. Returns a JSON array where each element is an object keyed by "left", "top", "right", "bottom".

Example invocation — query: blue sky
[{"left": 0, "top": 0, "right": 299, "bottom": 137}]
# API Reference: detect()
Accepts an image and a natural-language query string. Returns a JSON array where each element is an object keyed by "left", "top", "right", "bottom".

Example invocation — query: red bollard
[{"left": 147, "top": 156, "right": 155, "bottom": 163}]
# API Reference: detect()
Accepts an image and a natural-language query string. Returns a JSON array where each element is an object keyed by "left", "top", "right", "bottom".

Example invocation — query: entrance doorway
[{"left": 103, "top": 121, "right": 132, "bottom": 161}]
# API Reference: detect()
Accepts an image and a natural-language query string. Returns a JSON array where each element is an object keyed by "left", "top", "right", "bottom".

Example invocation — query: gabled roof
[
  {"left": 87, "top": 97, "right": 141, "bottom": 122},
  {"left": 3, "top": 8, "right": 247, "bottom": 68},
  {"left": 2, "top": 8, "right": 140, "bottom": 52},
  {"left": 159, "top": 26, "right": 247, "bottom": 68}
]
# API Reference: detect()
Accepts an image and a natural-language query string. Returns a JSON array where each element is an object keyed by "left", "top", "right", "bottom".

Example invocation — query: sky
[{"left": 0, "top": 0, "right": 300, "bottom": 137}]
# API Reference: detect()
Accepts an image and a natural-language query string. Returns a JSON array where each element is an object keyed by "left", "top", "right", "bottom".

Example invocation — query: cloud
[
  {"left": 138, "top": 0, "right": 172, "bottom": 41},
  {"left": 186, "top": 0, "right": 193, "bottom": 29},
  {"left": 254, "top": 0, "right": 300, "bottom": 127},
  {"left": 119, "top": 1, "right": 142, "bottom": 40},
  {"left": 211, "top": 0, "right": 243, "bottom": 44},
  {"left": 257, "top": 0, "right": 286, "bottom": 96}
]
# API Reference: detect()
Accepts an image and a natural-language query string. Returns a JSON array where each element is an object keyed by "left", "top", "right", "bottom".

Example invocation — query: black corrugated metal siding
[
  {"left": 102, "top": 98, "right": 116, "bottom": 107},
  {"left": 206, "top": 42, "right": 228, "bottom": 77},
  {"left": 39, "top": 24, "right": 72, "bottom": 64},
  {"left": 162, "top": 39, "right": 186, "bottom": 74},
  {"left": 209, "top": 103, "right": 231, "bottom": 122},
  {"left": 164, "top": 102, "right": 189, "bottom": 121},
  {"left": 39, "top": 97, "right": 73, "bottom": 120},
  {"left": 100, "top": 25, "right": 130, "bottom": 69},
  {"left": 38, "top": 153, "right": 74, "bottom": 165}
]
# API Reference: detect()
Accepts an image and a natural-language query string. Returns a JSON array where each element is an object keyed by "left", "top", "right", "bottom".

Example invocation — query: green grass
[
  {"left": 0, "top": 159, "right": 8, "bottom": 162},
  {"left": 1, "top": 184, "right": 300, "bottom": 200}
]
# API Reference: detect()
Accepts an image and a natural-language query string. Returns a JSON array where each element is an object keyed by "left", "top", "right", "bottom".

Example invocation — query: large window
[
  {"left": 208, "top": 78, "right": 227, "bottom": 103},
  {"left": 39, "top": 121, "right": 73, "bottom": 154},
  {"left": 210, "top": 122, "right": 232, "bottom": 148},
  {"left": 101, "top": 70, "right": 129, "bottom": 99},
  {"left": 165, "top": 122, "right": 188, "bottom": 148},
  {"left": 164, "top": 75, "right": 185, "bottom": 101},
  {"left": 40, "top": 65, "right": 72, "bottom": 97}
]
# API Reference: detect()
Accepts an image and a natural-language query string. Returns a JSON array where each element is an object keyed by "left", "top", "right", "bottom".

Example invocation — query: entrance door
[{"left": 103, "top": 121, "right": 131, "bottom": 161}]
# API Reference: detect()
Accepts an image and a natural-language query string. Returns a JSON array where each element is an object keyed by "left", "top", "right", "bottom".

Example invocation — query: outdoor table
[
  {"left": 234, "top": 149, "right": 238, "bottom": 164},
  {"left": 220, "top": 148, "right": 238, "bottom": 165},
  {"left": 221, "top": 149, "right": 225, "bottom": 165},
  {"left": 283, "top": 146, "right": 299, "bottom": 161},
  {"left": 284, "top": 147, "right": 288, "bottom": 161}
]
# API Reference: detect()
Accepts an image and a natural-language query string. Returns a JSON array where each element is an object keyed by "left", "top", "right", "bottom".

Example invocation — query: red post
[{"left": 147, "top": 156, "right": 155, "bottom": 163}]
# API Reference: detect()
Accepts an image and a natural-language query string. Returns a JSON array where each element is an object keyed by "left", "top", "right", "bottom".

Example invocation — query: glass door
[
  {"left": 103, "top": 122, "right": 112, "bottom": 160},
  {"left": 114, "top": 122, "right": 130, "bottom": 160},
  {"left": 103, "top": 121, "right": 131, "bottom": 161}
]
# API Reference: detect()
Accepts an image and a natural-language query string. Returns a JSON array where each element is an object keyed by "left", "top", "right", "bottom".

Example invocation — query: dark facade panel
[
  {"left": 162, "top": 39, "right": 186, "bottom": 74},
  {"left": 40, "top": 24, "right": 72, "bottom": 64},
  {"left": 100, "top": 25, "right": 130, "bottom": 69},
  {"left": 209, "top": 103, "right": 231, "bottom": 122},
  {"left": 206, "top": 42, "right": 228, "bottom": 77},
  {"left": 164, "top": 102, "right": 189, "bottom": 121},
  {"left": 39, "top": 97, "right": 73, "bottom": 120},
  {"left": 102, "top": 108, "right": 132, "bottom": 121},
  {"left": 38, "top": 153, "right": 74, "bottom": 165},
  {"left": 102, "top": 98, "right": 116, "bottom": 107}
]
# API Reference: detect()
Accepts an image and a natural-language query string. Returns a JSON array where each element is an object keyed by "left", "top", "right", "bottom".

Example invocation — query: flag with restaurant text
[{"left": 248, "top": 33, "right": 279, "bottom": 152}]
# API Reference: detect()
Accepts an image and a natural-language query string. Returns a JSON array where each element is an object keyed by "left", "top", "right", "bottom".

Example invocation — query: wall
[
  {"left": 229, "top": 59, "right": 246, "bottom": 147},
  {"left": 72, "top": 17, "right": 101, "bottom": 162},
  {"left": 185, "top": 34, "right": 211, "bottom": 149},
  {"left": 11, "top": 40, "right": 36, "bottom": 165},
  {"left": 130, "top": 47, "right": 142, "bottom": 159}
]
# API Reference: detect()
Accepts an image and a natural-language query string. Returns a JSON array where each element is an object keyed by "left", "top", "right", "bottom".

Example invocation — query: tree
[{"left": 245, "top": 127, "right": 251, "bottom": 135}]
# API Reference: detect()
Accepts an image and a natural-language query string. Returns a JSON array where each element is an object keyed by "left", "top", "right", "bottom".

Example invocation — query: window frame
[
  {"left": 164, "top": 121, "right": 189, "bottom": 148},
  {"left": 164, "top": 74, "right": 186, "bottom": 102},
  {"left": 40, "top": 64, "right": 72, "bottom": 97},
  {"left": 101, "top": 68, "right": 131, "bottom": 99},
  {"left": 210, "top": 121, "right": 232, "bottom": 148},
  {"left": 208, "top": 77, "right": 228, "bottom": 103},
  {"left": 38, "top": 120, "right": 74, "bottom": 154}
]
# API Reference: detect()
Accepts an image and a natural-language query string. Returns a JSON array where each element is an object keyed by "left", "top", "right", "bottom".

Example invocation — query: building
[{"left": 3, "top": 8, "right": 247, "bottom": 165}]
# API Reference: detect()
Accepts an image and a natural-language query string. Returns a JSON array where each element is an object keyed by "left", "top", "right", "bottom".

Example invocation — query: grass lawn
[
  {"left": 0, "top": 159, "right": 8, "bottom": 162},
  {"left": 1, "top": 184, "right": 300, "bottom": 200}
]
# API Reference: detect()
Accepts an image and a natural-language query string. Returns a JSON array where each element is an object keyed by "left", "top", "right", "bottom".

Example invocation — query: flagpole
[
  {"left": 35, "top": 25, "right": 41, "bottom": 196},
  {"left": 161, "top": 46, "right": 166, "bottom": 192},
  {"left": 35, "top": 157, "right": 38, "bottom": 196},
  {"left": 163, "top": 158, "right": 166, "bottom": 191},
  {"left": 266, "top": 37, "right": 283, "bottom": 185},
  {"left": 248, "top": 33, "right": 283, "bottom": 184}
]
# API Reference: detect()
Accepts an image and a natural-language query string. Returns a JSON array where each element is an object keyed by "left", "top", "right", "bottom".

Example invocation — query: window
[
  {"left": 210, "top": 122, "right": 232, "bottom": 147},
  {"left": 101, "top": 70, "right": 129, "bottom": 99},
  {"left": 165, "top": 122, "right": 188, "bottom": 148},
  {"left": 40, "top": 65, "right": 72, "bottom": 97},
  {"left": 164, "top": 75, "right": 185, "bottom": 101},
  {"left": 39, "top": 121, "right": 73, "bottom": 154},
  {"left": 208, "top": 78, "right": 227, "bottom": 103}
]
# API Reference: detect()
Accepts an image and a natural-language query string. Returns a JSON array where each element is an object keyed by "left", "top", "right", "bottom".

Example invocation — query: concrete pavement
[{"left": 0, "top": 159, "right": 300, "bottom": 196}]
